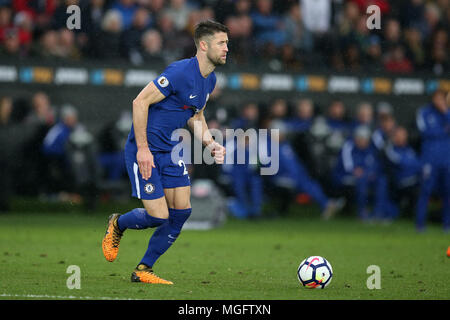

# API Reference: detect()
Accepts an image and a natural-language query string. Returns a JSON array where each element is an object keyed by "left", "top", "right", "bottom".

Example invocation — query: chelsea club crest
[{"left": 144, "top": 183, "right": 155, "bottom": 194}]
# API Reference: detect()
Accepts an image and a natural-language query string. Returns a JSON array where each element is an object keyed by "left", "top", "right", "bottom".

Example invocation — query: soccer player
[{"left": 102, "top": 20, "right": 228, "bottom": 284}]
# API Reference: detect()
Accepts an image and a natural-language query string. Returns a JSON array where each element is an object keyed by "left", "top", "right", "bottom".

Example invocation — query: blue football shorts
[{"left": 124, "top": 146, "right": 190, "bottom": 200}]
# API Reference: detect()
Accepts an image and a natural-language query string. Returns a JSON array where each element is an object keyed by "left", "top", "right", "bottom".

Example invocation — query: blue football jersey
[{"left": 127, "top": 57, "right": 216, "bottom": 152}]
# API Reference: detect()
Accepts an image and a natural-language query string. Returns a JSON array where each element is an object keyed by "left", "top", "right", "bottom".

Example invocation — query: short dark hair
[{"left": 194, "top": 20, "right": 229, "bottom": 47}]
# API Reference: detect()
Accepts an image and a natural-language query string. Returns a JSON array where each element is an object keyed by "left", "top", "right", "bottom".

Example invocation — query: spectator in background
[
  {"left": 344, "top": 42, "right": 362, "bottom": 72},
  {"left": 112, "top": 0, "right": 138, "bottom": 30},
  {"left": 156, "top": 11, "right": 181, "bottom": 61},
  {"left": 0, "top": 27, "right": 21, "bottom": 57},
  {"left": 267, "top": 98, "right": 288, "bottom": 124},
  {"left": 146, "top": 0, "right": 165, "bottom": 16},
  {"left": 428, "top": 42, "right": 449, "bottom": 76},
  {"left": 385, "top": 126, "right": 421, "bottom": 220},
  {"left": 184, "top": 6, "right": 215, "bottom": 37},
  {"left": 35, "top": 29, "right": 60, "bottom": 58},
  {"left": 233, "top": 0, "right": 251, "bottom": 17},
  {"left": 224, "top": 0, "right": 253, "bottom": 66},
  {"left": 13, "top": 11, "right": 33, "bottom": 47},
  {"left": 362, "top": 35, "right": 383, "bottom": 72},
  {"left": 415, "top": 90, "right": 450, "bottom": 232},
  {"left": 351, "top": 102, "right": 374, "bottom": 133},
  {"left": 139, "top": 28, "right": 164, "bottom": 64},
  {"left": 404, "top": 27, "right": 426, "bottom": 70},
  {"left": 12, "top": 0, "right": 56, "bottom": 31},
  {"left": 41, "top": 104, "right": 79, "bottom": 194},
  {"left": 250, "top": 0, "right": 286, "bottom": 48},
  {"left": 0, "top": 96, "right": 12, "bottom": 125},
  {"left": 338, "top": 0, "right": 360, "bottom": 38},
  {"left": 325, "top": 100, "right": 350, "bottom": 137},
  {"left": 300, "top": 0, "right": 331, "bottom": 35},
  {"left": 426, "top": 28, "right": 449, "bottom": 75},
  {"left": 88, "top": 0, "right": 107, "bottom": 32},
  {"left": 225, "top": 111, "right": 263, "bottom": 219},
  {"left": 384, "top": 44, "right": 414, "bottom": 73},
  {"left": 279, "top": 43, "right": 302, "bottom": 71},
  {"left": 399, "top": 0, "right": 426, "bottom": 31},
  {"left": 423, "top": 2, "right": 442, "bottom": 38},
  {"left": 97, "top": 111, "right": 131, "bottom": 181},
  {"left": 57, "top": 28, "right": 81, "bottom": 60},
  {"left": 42, "top": 104, "right": 78, "bottom": 158},
  {"left": 231, "top": 102, "right": 259, "bottom": 130},
  {"left": 163, "top": 0, "right": 192, "bottom": 31},
  {"left": 288, "top": 98, "right": 314, "bottom": 134},
  {"left": 121, "top": 7, "right": 151, "bottom": 62},
  {"left": 381, "top": 18, "right": 402, "bottom": 53},
  {"left": 91, "top": 9, "right": 123, "bottom": 59},
  {"left": 371, "top": 104, "right": 396, "bottom": 153},
  {"left": 283, "top": 2, "right": 313, "bottom": 53},
  {"left": 0, "top": 5, "right": 12, "bottom": 42},
  {"left": 264, "top": 120, "right": 345, "bottom": 219},
  {"left": 333, "top": 126, "right": 388, "bottom": 221},
  {"left": 25, "top": 91, "right": 55, "bottom": 127}
]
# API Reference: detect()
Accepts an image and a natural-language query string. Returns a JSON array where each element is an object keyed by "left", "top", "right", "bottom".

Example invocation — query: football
[{"left": 297, "top": 256, "right": 333, "bottom": 289}]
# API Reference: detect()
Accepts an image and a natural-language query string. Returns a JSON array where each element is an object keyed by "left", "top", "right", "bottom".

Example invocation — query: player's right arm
[{"left": 133, "top": 81, "right": 166, "bottom": 180}]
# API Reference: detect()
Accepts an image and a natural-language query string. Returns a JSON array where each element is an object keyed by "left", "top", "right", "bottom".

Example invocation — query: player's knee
[{"left": 142, "top": 198, "right": 169, "bottom": 219}]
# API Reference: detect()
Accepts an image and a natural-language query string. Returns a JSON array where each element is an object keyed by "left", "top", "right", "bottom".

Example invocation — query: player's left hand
[{"left": 209, "top": 142, "right": 226, "bottom": 164}]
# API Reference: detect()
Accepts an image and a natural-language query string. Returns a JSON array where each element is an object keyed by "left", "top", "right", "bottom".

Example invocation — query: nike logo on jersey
[{"left": 189, "top": 94, "right": 197, "bottom": 99}]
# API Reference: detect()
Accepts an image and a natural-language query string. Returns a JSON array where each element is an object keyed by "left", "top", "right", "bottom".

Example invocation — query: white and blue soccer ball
[{"left": 297, "top": 256, "right": 333, "bottom": 289}]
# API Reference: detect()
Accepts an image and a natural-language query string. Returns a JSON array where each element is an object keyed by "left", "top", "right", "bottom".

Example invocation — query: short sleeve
[{"left": 152, "top": 63, "right": 185, "bottom": 97}]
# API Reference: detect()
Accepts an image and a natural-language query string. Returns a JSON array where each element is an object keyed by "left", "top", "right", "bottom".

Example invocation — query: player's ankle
[{"left": 137, "top": 263, "right": 152, "bottom": 271}]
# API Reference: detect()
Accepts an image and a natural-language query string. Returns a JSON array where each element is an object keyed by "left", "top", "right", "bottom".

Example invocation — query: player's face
[{"left": 206, "top": 32, "right": 229, "bottom": 66}]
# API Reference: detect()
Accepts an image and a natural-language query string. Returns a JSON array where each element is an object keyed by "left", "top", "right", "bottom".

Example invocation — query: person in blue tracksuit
[
  {"left": 370, "top": 111, "right": 398, "bottom": 219},
  {"left": 371, "top": 112, "right": 396, "bottom": 153},
  {"left": 384, "top": 126, "right": 421, "bottom": 219},
  {"left": 41, "top": 104, "right": 79, "bottom": 193},
  {"left": 225, "top": 102, "right": 263, "bottom": 219},
  {"left": 287, "top": 98, "right": 314, "bottom": 134},
  {"left": 349, "top": 102, "right": 374, "bottom": 134},
  {"left": 333, "top": 126, "right": 388, "bottom": 220},
  {"left": 415, "top": 90, "right": 450, "bottom": 232},
  {"left": 225, "top": 134, "right": 263, "bottom": 219},
  {"left": 42, "top": 105, "right": 78, "bottom": 158},
  {"left": 325, "top": 100, "right": 351, "bottom": 137},
  {"left": 264, "top": 120, "right": 345, "bottom": 219}
]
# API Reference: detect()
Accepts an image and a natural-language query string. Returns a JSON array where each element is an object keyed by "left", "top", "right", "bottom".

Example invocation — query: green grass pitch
[{"left": 0, "top": 202, "right": 449, "bottom": 300}]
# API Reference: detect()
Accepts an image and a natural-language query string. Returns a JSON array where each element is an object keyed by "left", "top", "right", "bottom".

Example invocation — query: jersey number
[{"left": 178, "top": 160, "right": 188, "bottom": 175}]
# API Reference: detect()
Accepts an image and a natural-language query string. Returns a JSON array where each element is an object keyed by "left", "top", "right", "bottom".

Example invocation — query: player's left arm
[{"left": 187, "top": 108, "right": 226, "bottom": 164}]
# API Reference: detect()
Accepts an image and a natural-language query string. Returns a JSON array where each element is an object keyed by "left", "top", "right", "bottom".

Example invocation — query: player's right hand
[{"left": 137, "top": 147, "right": 155, "bottom": 180}]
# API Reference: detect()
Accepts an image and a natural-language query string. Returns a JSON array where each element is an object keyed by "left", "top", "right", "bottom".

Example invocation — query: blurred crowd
[
  {"left": 1, "top": 89, "right": 449, "bottom": 232},
  {"left": 0, "top": 0, "right": 448, "bottom": 74},
  {"left": 203, "top": 89, "right": 449, "bottom": 231}
]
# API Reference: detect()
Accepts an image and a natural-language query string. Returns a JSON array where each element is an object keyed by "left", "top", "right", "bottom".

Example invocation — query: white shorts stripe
[{"left": 133, "top": 162, "right": 141, "bottom": 199}]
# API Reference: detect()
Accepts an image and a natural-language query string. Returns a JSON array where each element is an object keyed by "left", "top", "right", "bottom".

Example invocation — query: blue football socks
[
  {"left": 116, "top": 208, "right": 167, "bottom": 232},
  {"left": 140, "top": 208, "right": 192, "bottom": 268}
]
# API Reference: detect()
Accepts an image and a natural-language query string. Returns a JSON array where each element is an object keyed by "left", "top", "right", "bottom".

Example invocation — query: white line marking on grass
[{"left": 0, "top": 293, "right": 142, "bottom": 300}]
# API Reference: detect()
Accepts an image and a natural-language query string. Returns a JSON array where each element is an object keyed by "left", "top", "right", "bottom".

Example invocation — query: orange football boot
[
  {"left": 131, "top": 264, "right": 173, "bottom": 285},
  {"left": 447, "top": 246, "right": 450, "bottom": 258},
  {"left": 102, "top": 214, "right": 123, "bottom": 262}
]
